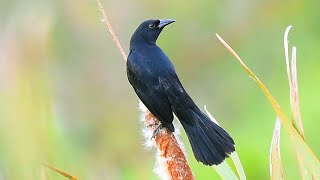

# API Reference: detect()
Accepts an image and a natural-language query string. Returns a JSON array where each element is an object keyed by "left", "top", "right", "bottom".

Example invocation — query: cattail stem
[
  {"left": 143, "top": 109, "right": 194, "bottom": 180},
  {"left": 96, "top": 1, "right": 194, "bottom": 179}
]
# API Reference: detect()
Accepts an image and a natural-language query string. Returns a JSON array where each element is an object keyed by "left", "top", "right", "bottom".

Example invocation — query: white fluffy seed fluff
[{"left": 138, "top": 101, "right": 186, "bottom": 180}]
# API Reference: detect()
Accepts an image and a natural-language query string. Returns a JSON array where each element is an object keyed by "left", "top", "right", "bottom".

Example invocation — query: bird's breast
[{"left": 129, "top": 48, "right": 175, "bottom": 77}]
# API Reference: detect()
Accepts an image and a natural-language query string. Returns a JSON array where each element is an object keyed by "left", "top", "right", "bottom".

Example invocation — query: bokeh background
[{"left": 0, "top": 0, "right": 319, "bottom": 179}]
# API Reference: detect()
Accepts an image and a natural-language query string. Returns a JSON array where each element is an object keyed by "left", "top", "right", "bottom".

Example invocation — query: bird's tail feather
[{"left": 180, "top": 109, "right": 235, "bottom": 166}]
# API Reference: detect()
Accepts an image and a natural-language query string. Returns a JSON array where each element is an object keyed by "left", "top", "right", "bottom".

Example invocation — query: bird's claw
[
  {"left": 149, "top": 123, "right": 163, "bottom": 139},
  {"left": 147, "top": 123, "right": 158, "bottom": 128}
]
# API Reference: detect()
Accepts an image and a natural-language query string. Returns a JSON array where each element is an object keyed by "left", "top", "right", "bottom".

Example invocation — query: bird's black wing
[{"left": 127, "top": 51, "right": 174, "bottom": 131}]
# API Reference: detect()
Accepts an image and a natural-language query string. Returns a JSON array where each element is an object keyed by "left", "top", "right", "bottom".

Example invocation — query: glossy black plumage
[{"left": 126, "top": 19, "right": 235, "bottom": 165}]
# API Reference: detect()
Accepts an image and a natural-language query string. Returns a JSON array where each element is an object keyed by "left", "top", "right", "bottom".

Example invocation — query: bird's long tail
[{"left": 179, "top": 108, "right": 235, "bottom": 166}]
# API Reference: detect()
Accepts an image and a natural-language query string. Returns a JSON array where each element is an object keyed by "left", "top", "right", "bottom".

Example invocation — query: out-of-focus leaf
[
  {"left": 270, "top": 117, "right": 284, "bottom": 180},
  {"left": 230, "top": 153, "right": 246, "bottom": 180},
  {"left": 214, "top": 161, "right": 239, "bottom": 180},
  {"left": 43, "top": 164, "right": 78, "bottom": 180},
  {"left": 205, "top": 106, "right": 247, "bottom": 180},
  {"left": 284, "top": 27, "right": 304, "bottom": 138},
  {"left": 290, "top": 46, "right": 304, "bottom": 136},
  {"left": 284, "top": 26, "right": 312, "bottom": 179},
  {"left": 216, "top": 33, "right": 320, "bottom": 178}
]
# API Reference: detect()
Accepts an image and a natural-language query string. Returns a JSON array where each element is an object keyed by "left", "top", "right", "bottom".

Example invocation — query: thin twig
[{"left": 97, "top": 0, "right": 127, "bottom": 61}]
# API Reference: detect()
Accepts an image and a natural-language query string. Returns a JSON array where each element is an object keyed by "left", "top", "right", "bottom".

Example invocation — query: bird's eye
[{"left": 148, "top": 23, "right": 156, "bottom": 29}]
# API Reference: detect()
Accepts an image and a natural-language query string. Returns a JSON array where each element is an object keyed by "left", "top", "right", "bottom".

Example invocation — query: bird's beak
[{"left": 158, "top": 19, "right": 176, "bottom": 28}]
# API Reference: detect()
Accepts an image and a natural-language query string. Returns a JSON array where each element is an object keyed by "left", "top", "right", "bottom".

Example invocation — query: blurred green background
[{"left": 0, "top": 0, "right": 319, "bottom": 179}]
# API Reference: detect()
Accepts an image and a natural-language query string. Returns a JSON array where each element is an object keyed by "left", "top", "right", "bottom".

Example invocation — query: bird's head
[{"left": 130, "top": 19, "right": 175, "bottom": 47}]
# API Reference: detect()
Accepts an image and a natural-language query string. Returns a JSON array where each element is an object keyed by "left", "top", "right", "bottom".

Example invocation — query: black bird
[{"left": 126, "top": 19, "right": 235, "bottom": 165}]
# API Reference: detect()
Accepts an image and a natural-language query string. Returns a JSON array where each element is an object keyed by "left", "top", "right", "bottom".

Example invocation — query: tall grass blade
[
  {"left": 270, "top": 117, "right": 284, "bottom": 180},
  {"left": 230, "top": 153, "right": 247, "bottom": 180},
  {"left": 284, "top": 26, "right": 304, "bottom": 138},
  {"left": 215, "top": 33, "right": 320, "bottom": 178},
  {"left": 205, "top": 106, "right": 246, "bottom": 180},
  {"left": 214, "top": 161, "right": 239, "bottom": 180},
  {"left": 284, "top": 26, "right": 311, "bottom": 179},
  {"left": 289, "top": 46, "right": 304, "bottom": 138}
]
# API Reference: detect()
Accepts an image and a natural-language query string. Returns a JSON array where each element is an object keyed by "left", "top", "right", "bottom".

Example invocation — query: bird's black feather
[{"left": 127, "top": 19, "right": 235, "bottom": 165}]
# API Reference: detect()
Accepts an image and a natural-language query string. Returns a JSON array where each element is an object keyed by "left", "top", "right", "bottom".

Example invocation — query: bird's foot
[
  {"left": 147, "top": 123, "right": 159, "bottom": 128},
  {"left": 149, "top": 123, "right": 163, "bottom": 139}
]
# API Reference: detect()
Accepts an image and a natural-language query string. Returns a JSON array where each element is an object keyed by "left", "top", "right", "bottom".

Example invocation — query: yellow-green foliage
[{"left": 1, "top": 0, "right": 320, "bottom": 179}]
